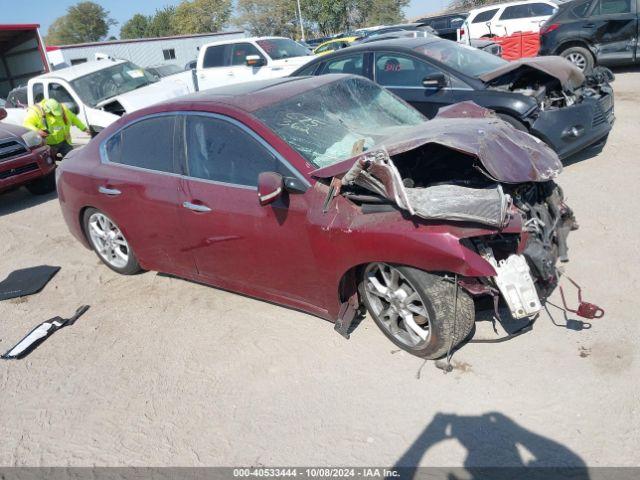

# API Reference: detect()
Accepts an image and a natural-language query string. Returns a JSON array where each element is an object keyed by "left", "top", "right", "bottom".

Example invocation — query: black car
[
  {"left": 292, "top": 37, "right": 614, "bottom": 160},
  {"left": 539, "top": 0, "right": 638, "bottom": 72},
  {"left": 416, "top": 12, "right": 469, "bottom": 40}
]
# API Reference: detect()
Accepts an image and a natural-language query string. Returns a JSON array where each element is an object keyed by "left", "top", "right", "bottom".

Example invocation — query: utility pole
[{"left": 296, "top": 0, "right": 306, "bottom": 41}]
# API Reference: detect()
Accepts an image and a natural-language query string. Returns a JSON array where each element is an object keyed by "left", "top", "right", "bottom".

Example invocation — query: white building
[{"left": 46, "top": 30, "right": 245, "bottom": 69}]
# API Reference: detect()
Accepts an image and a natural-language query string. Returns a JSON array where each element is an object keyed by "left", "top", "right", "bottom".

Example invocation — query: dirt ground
[{"left": 0, "top": 69, "right": 638, "bottom": 470}]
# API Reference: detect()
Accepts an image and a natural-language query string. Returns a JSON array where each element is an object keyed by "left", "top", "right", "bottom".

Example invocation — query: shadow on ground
[
  {"left": 394, "top": 412, "right": 588, "bottom": 479},
  {"left": 0, "top": 188, "right": 57, "bottom": 216}
]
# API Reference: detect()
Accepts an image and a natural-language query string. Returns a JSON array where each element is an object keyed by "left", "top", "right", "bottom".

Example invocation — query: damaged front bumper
[{"left": 529, "top": 90, "right": 614, "bottom": 160}]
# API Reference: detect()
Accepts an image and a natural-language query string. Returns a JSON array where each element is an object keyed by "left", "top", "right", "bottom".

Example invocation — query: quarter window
[
  {"left": 32, "top": 83, "right": 44, "bottom": 103},
  {"left": 105, "top": 116, "right": 176, "bottom": 173},
  {"left": 375, "top": 53, "right": 442, "bottom": 88},
  {"left": 321, "top": 54, "right": 365, "bottom": 76},
  {"left": 185, "top": 115, "right": 292, "bottom": 187},
  {"left": 530, "top": 3, "right": 555, "bottom": 16},
  {"left": 472, "top": 9, "right": 499, "bottom": 23},
  {"left": 597, "top": 0, "right": 631, "bottom": 14},
  {"left": 202, "top": 45, "right": 227, "bottom": 68}
]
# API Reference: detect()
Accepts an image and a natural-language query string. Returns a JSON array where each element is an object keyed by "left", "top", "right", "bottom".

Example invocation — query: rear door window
[
  {"left": 202, "top": 45, "right": 228, "bottom": 68},
  {"left": 105, "top": 115, "right": 176, "bottom": 173},
  {"left": 572, "top": 0, "right": 593, "bottom": 17},
  {"left": 321, "top": 54, "right": 365, "bottom": 76},
  {"left": 185, "top": 115, "right": 293, "bottom": 187},
  {"left": 32, "top": 83, "right": 44, "bottom": 103},
  {"left": 472, "top": 9, "right": 499, "bottom": 23}
]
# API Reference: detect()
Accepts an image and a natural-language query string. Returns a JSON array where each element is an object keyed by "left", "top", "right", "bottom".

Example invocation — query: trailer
[
  {"left": 0, "top": 24, "right": 49, "bottom": 100},
  {"left": 45, "top": 31, "right": 245, "bottom": 70}
]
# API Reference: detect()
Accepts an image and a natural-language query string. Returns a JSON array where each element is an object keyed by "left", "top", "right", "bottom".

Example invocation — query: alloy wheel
[
  {"left": 566, "top": 52, "right": 587, "bottom": 71},
  {"left": 363, "top": 263, "right": 431, "bottom": 347},
  {"left": 87, "top": 212, "right": 130, "bottom": 269}
]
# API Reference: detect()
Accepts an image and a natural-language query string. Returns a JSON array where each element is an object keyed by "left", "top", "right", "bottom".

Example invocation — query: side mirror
[
  {"left": 63, "top": 102, "right": 79, "bottom": 115},
  {"left": 422, "top": 72, "right": 447, "bottom": 89},
  {"left": 0, "top": 108, "right": 7, "bottom": 121},
  {"left": 257, "top": 172, "right": 284, "bottom": 206},
  {"left": 246, "top": 55, "right": 265, "bottom": 67}
]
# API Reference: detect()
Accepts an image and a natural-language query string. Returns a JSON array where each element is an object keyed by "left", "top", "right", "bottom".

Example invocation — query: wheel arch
[{"left": 554, "top": 39, "right": 596, "bottom": 58}]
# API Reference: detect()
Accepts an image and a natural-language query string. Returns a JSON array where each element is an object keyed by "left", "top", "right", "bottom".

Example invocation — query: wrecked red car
[{"left": 57, "top": 75, "right": 576, "bottom": 358}]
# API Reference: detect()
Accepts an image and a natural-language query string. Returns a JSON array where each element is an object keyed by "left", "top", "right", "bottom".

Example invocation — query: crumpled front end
[
  {"left": 316, "top": 102, "right": 577, "bottom": 319},
  {"left": 483, "top": 57, "right": 615, "bottom": 159}
]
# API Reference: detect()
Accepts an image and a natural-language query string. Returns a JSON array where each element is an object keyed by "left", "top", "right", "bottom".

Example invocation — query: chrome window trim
[{"left": 99, "top": 111, "right": 310, "bottom": 191}]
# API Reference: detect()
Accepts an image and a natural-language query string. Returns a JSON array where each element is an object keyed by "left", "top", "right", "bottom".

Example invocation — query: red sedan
[{"left": 57, "top": 75, "right": 575, "bottom": 358}]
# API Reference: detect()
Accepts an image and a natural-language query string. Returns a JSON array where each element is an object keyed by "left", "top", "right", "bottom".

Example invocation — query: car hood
[
  {"left": 97, "top": 77, "right": 192, "bottom": 112},
  {"left": 478, "top": 56, "right": 585, "bottom": 90},
  {"left": 0, "top": 121, "right": 27, "bottom": 140},
  {"left": 311, "top": 101, "right": 562, "bottom": 184},
  {"left": 271, "top": 55, "right": 315, "bottom": 69}
]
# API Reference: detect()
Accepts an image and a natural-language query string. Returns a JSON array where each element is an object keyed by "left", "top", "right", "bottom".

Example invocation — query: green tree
[
  {"left": 300, "top": 0, "right": 409, "bottom": 36},
  {"left": 46, "top": 1, "right": 117, "bottom": 45},
  {"left": 146, "top": 6, "right": 179, "bottom": 37},
  {"left": 236, "top": 0, "right": 303, "bottom": 37},
  {"left": 120, "top": 14, "right": 150, "bottom": 39},
  {"left": 174, "top": 0, "right": 233, "bottom": 34}
]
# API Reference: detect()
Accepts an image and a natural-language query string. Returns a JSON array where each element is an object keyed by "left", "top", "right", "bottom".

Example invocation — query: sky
[{"left": 0, "top": 0, "right": 449, "bottom": 38}]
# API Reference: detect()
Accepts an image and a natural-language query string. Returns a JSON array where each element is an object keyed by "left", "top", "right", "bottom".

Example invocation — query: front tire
[
  {"left": 560, "top": 46, "right": 594, "bottom": 73},
  {"left": 360, "top": 263, "right": 475, "bottom": 359},
  {"left": 25, "top": 171, "right": 56, "bottom": 195},
  {"left": 83, "top": 208, "right": 141, "bottom": 275}
]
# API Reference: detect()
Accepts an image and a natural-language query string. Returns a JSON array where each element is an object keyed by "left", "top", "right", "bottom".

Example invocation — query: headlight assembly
[{"left": 21, "top": 130, "right": 44, "bottom": 149}]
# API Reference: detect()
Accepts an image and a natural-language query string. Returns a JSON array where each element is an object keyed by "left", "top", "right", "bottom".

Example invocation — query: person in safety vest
[{"left": 23, "top": 98, "right": 88, "bottom": 159}]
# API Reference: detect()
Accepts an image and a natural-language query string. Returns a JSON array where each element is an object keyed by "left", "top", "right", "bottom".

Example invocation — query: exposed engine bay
[{"left": 484, "top": 61, "right": 615, "bottom": 112}]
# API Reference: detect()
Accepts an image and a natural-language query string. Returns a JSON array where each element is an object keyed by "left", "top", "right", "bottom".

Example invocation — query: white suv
[
  {"left": 460, "top": 0, "right": 558, "bottom": 42},
  {"left": 196, "top": 37, "right": 314, "bottom": 90}
]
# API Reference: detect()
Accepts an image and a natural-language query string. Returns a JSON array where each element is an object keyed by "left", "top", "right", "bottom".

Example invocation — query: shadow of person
[{"left": 394, "top": 412, "right": 589, "bottom": 480}]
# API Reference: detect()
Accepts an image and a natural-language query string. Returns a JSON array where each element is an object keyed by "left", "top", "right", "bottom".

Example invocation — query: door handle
[
  {"left": 583, "top": 23, "right": 596, "bottom": 28},
  {"left": 183, "top": 201, "right": 212, "bottom": 213},
  {"left": 98, "top": 186, "right": 121, "bottom": 196}
]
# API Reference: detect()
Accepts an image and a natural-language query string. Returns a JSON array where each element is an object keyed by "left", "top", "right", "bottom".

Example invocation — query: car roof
[
  {"left": 167, "top": 75, "right": 350, "bottom": 113},
  {"left": 34, "top": 59, "right": 128, "bottom": 82},
  {"left": 312, "top": 36, "right": 442, "bottom": 55},
  {"left": 469, "top": 0, "right": 557, "bottom": 13},
  {"left": 200, "top": 36, "right": 290, "bottom": 48}
]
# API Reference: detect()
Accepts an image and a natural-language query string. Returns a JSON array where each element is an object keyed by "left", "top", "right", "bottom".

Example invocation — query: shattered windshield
[
  {"left": 70, "top": 61, "right": 158, "bottom": 107},
  {"left": 254, "top": 77, "right": 425, "bottom": 167},
  {"left": 256, "top": 38, "right": 311, "bottom": 60},
  {"left": 415, "top": 41, "right": 508, "bottom": 78}
]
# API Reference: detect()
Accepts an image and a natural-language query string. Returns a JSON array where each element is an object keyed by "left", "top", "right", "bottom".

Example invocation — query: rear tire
[
  {"left": 360, "top": 263, "right": 475, "bottom": 359},
  {"left": 83, "top": 208, "right": 141, "bottom": 275},
  {"left": 25, "top": 171, "right": 56, "bottom": 195},
  {"left": 560, "top": 46, "right": 594, "bottom": 73}
]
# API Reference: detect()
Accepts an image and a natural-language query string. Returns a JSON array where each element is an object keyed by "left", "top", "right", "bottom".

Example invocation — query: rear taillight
[
  {"left": 460, "top": 27, "right": 465, "bottom": 37},
  {"left": 540, "top": 23, "right": 559, "bottom": 35}
]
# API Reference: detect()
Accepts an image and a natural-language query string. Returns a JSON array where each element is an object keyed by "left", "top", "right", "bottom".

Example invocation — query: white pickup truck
[
  {"left": 4, "top": 59, "right": 194, "bottom": 135},
  {"left": 195, "top": 37, "right": 315, "bottom": 90}
]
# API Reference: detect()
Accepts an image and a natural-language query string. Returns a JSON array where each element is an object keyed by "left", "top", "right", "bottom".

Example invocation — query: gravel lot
[{"left": 0, "top": 69, "right": 638, "bottom": 469}]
